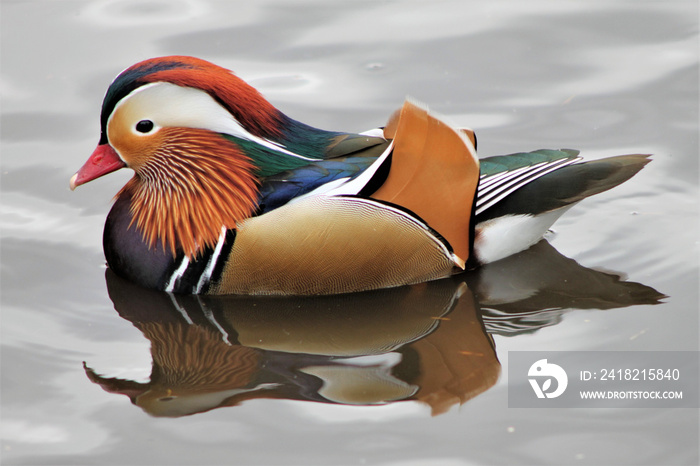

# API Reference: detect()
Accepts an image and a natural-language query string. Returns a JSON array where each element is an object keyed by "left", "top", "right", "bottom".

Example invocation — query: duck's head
[{"left": 70, "top": 56, "right": 300, "bottom": 257}]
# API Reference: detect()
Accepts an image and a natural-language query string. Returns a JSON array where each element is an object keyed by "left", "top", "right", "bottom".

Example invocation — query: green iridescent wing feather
[{"left": 479, "top": 149, "right": 580, "bottom": 177}]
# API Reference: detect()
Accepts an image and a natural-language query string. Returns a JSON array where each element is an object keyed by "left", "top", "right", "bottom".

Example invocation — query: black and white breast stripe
[{"left": 163, "top": 228, "right": 236, "bottom": 294}]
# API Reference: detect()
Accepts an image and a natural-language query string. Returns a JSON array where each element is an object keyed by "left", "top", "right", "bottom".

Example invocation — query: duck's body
[{"left": 71, "top": 56, "right": 650, "bottom": 295}]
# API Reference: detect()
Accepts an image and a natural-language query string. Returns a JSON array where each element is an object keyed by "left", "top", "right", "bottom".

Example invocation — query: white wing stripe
[
  {"left": 476, "top": 157, "right": 582, "bottom": 215},
  {"left": 289, "top": 140, "right": 395, "bottom": 202},
  {"left": 478, "top": 162, "right": 548, "bottom": 191}
]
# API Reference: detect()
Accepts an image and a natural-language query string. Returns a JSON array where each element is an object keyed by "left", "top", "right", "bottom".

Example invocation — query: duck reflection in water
[{"left": 85, "top": 241, "right": 664, "bottom": 417}]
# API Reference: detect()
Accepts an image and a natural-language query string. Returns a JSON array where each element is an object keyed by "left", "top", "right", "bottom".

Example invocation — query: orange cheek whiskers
[{"left": 120, "top": 128, "right": 259, "bottom": 258}]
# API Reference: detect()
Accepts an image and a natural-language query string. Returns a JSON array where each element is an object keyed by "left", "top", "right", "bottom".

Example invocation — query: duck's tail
[
  {"left": 477, "top": 152, "right": 651, "bottom": 221},
  {"left": 472, "top": 152, "right": 651, "bottom": 265}
]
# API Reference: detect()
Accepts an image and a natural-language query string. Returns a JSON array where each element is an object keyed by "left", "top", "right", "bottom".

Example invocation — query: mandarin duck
[{"left": 70, "top": 56, "right": 650, "bottom": 295}]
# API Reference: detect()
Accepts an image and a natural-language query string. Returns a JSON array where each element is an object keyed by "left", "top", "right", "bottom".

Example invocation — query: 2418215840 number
[{"left": 599, "top": 368, "right": 680, "bottom": 381}]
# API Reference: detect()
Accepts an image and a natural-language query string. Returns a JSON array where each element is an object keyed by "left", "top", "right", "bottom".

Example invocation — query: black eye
[{"left": 135, "top": 120, "right": 154, "bottom": 133}]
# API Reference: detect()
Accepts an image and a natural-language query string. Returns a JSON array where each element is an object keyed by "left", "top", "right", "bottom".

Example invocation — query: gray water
[{"left": 1, "top": 1, "right": 698, "bottom": 465}]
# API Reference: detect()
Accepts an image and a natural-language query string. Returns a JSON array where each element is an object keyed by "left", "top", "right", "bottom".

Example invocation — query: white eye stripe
[
  {"left": 108, "top": 82, "right": 319, "bottom": 161},
  {"left": 109, "top": 82, "right": 234, "bottom": 136}
]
